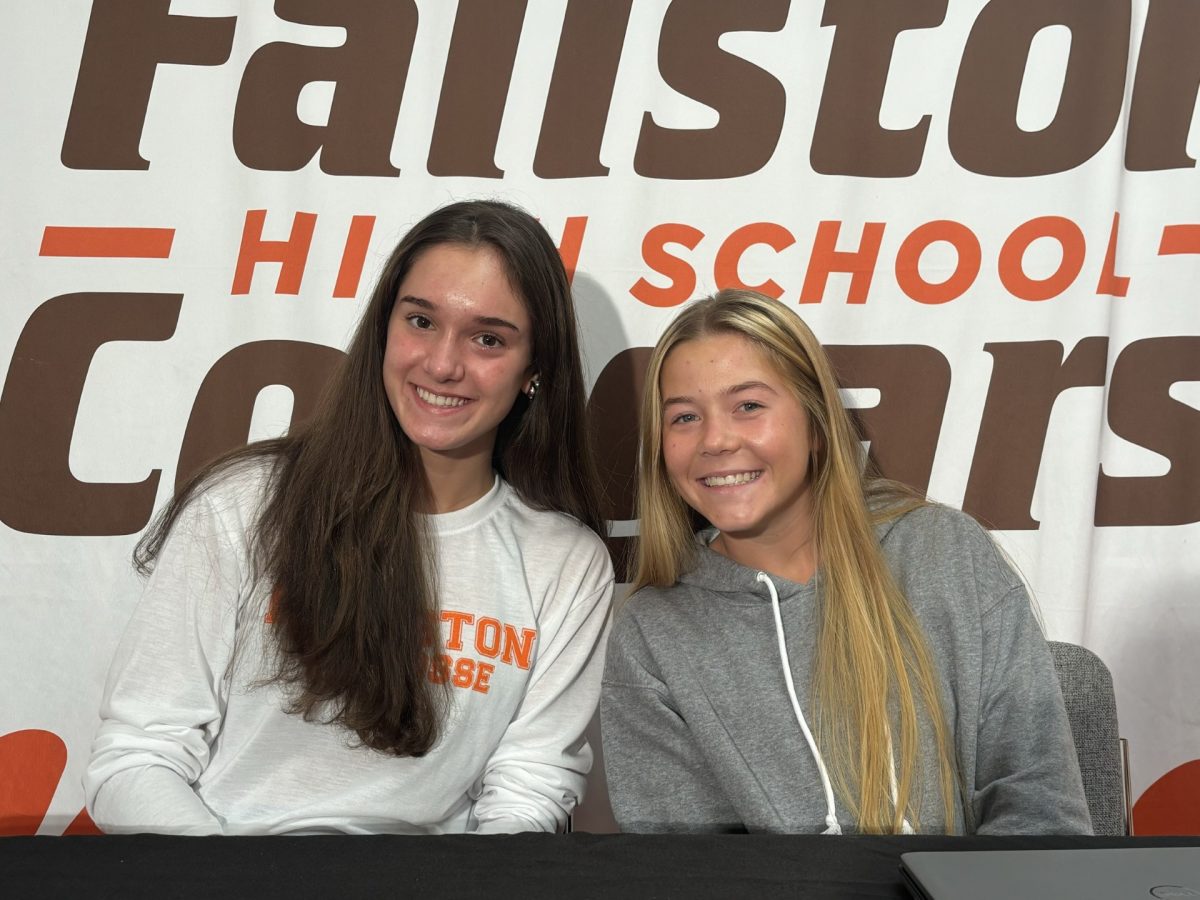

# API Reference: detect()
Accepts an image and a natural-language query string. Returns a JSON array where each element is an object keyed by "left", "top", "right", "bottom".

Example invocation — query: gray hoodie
[{"left": 600, "top": 504, "right": 1092, "bottom": 835}]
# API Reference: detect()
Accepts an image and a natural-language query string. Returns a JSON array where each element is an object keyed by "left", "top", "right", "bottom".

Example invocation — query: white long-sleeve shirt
[{"left": 85, "top": 464, "right": 613, "bottom": 835}]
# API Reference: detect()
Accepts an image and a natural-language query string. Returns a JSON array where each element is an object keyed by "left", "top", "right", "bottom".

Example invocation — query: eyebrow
[
  {"left": 397, "top": 295, "right": 523, "bottom": 332},
  {"left": 662, "top": 381, "right": 778, "bottom": 407}
]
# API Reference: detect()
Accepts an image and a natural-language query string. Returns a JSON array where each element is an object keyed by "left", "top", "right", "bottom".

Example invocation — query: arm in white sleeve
[
  {"left": 84, "top": 486, "right": 250, "bottom": 835},
  {"left": 92, "top": 767, "right": 221, "bottom": 835},
  {"left": 470, "top": 546, "right": 614, "bottom": 834}
]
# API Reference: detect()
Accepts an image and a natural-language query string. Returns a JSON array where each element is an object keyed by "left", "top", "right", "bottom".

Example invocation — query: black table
[{"left": 2, "top": 833, "right": 1198, "bottom": 898}]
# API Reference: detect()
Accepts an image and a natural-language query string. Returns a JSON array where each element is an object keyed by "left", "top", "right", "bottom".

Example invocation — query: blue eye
[
  {"left": 738, "top": 401, "right": 763, "bottom": 413},
  {"left": 670, "top": 412, "right": 698, "bottom": 425}
]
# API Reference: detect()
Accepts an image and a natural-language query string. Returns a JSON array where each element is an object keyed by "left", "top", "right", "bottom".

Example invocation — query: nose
[
  {"left": 699, "top": 417, "right": 736, "bottom": 456},
  {"left": 424, "top": 333, "right": 464, "bottom": 382}
]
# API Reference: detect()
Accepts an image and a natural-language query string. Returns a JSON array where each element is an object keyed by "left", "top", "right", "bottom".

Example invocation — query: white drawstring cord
[
  {"left": 885, "top": 730, "right": 916, "bottom": 834},
  {"left": 758, "top": 571, "right": 842, "bottom": 835}
]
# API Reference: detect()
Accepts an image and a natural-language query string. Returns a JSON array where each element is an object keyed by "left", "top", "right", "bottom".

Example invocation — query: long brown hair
[
  {"left": 634, "top": 289, "right": 958, "bottom": 832},
  {"left": 135, "top": 200, "right": 604, "bottom": 756}
]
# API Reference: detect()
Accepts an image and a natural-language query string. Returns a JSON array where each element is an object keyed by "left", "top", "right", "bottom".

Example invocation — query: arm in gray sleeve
[
  {"left": 971, "top": 584, "right": 1093, "bottom": 834},
  {"left": 600, "top": 610, "right": 743, "bottom": 833}
]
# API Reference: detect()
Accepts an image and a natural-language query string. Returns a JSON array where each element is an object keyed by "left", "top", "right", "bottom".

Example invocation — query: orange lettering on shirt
[
  {"left": 472, "top": 662, "right": 495, "bottom": 694},
  {"left": 501, "top": 625, "right": 536, "bottom": 670},
  {"left": 441, "top": 610, "right": 474, "bottom": 650},
  {"left": 474, "top": 617, "right": 502, "bottom": 658},
  {"left": 452, "top": 657, "right": 476, "bottom": 689}
]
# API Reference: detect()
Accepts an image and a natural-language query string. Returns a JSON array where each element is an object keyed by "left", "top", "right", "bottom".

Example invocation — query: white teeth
[
  {"left": 703, "top": 472, "right": 761, "bottom": 487},
  {"left": 416, "top": 386, "right": 467, "bottom": 408}
]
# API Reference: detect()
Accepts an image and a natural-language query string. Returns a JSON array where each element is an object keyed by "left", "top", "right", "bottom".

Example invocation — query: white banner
[{"left": 2, "top": 0, "right": 1197, "bottom": 834}]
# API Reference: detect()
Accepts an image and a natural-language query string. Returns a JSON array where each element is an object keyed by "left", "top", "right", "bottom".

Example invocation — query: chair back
[{"left": 1047, "top": 640, "right": 1130, "bottom": 835}]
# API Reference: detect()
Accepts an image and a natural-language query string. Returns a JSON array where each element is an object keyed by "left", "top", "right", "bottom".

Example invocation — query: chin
[
  {"left": 412, "top": 435, "right": 473, "bottom": 454},
  {"left": 707, "top": 517, "right": 765, "bottom": 539},
  {"left": 699, "top": 507, "right": 757, "bottom": 533}
]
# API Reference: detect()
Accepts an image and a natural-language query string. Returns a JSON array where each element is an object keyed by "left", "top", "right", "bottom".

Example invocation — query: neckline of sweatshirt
[
  {"left": 680, "top": 516, "right": 906, "bottom": 607},
  {"left": 421, "top": 474, "right": 509, "bottom": 536}
]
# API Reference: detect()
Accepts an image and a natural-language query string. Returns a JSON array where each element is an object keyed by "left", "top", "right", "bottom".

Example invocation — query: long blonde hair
[{"left": 634, "top": 289, "right": 958, "bottom": 833}]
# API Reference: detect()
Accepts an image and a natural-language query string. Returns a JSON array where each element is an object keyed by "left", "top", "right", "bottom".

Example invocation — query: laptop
[{"left": 900, "top": 848, "right": 1200, "bottom": 900}]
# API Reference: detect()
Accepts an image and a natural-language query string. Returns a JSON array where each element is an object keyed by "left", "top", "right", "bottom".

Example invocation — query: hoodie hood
[
  {"left": 676, "top": 529, "right": 815, "bottom": 603},
  {"left": 681, "top": 510, "right": 912, "bottom": 602}
]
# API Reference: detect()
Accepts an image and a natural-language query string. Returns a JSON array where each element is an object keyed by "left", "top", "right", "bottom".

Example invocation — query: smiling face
[
  {"left": 382, "top": 243, "right": 534, "bottom": 476},
  {"left": 660, "top": 331, "right": 818, "bottom": 549}
]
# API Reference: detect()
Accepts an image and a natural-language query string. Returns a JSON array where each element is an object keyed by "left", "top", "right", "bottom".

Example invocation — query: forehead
[
  {"left": 397, "top": 243, "right": 529, "bottom": 321},
  {"left": 661, "top": 332, "right": 784, "bottom": 388}
]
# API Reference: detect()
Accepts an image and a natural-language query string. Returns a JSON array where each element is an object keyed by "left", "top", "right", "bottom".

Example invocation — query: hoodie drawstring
[
  {"left": 758, "top": 571, "right": 841, "bottom": 835},
  {"left": 884, "top": 729, "right": 916, "bottom": 834},
  {"left": 757, "top": 571, "right": 915, "bottom": 835}
]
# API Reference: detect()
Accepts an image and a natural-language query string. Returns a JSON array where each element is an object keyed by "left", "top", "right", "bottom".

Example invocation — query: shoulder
[
  {"left": 139, "top": 455, "right": 281, "bottom": 590},
  {"left": 612, "top": 539, "right": 754, "bottom": 636},
  {"left": 604, "top": 585, "right": 682, "bottom": 684},
  {"left": 877, "top": 500, "right": 978, "bottom": 538},
  {"left": 608, "top": 582, "right": 696, "bottom": 658},
  {"left": 184, "top": 455, "right": 279, "bottom": 530},
  {"left": 500, "top": 485, "right": 611, "bottom": 568},
  {"left": 143, "top": 455, "right": 282, "bottom": 573},
  {"left": 615, "top": 583, "right": 686, "bottom": 627},
  {"left": 478, "top": 486, "right": 615, "bottom": 617},
  {"left": 880, "top": 503, "right": 1009, "bottom": 566},
  {"left": 878, "top": 503, "right": 1023, "bottom": 613},
  {"left": 619, "top": 585, "right": 676, "bottom": 628}
]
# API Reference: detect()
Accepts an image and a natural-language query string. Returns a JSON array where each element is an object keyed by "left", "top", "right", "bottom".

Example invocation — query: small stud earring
[{"left": 526, "top": 375, "right": 540, "bottom": 400}]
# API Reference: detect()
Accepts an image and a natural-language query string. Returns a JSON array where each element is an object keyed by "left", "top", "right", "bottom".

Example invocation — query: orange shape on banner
[
  {"left": 1158, "top": 224, "right": 1200, "bottom": 256},
  {"left": 63, "top": 806, "right": 104, "bottom": 836},
  {"left": 0, "top": 729, "right": 68, "bottom": 835},
  {"left": 39, "top": 226, "right": 175, "bottom": 259},
  {"left": 1134, "top": 759, "right": 1200, "bottom": 835}
]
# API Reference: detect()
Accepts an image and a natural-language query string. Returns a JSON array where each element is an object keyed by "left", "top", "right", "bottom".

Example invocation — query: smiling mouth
[
  {"left": 414, "top": 385, "right": 471, "bottom": 408},
  {"left": 701, "top": 471, "right": 762, "bottom": 487}
]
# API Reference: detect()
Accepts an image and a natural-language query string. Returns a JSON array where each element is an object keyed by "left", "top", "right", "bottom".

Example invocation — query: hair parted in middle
[
  {"left": 633, "top": 287, "right": 959, "bottom": 834},
  {"left": 135, "top": 199, "right": 603, "bottom": 758}
]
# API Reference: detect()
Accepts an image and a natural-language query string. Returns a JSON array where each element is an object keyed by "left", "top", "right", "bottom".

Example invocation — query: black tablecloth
[{"left": 2, "top": 833, "right": 1198, "bottom": 899}]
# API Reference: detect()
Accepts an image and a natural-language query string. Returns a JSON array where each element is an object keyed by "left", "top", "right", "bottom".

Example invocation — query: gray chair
[{"left": 1048, "top": 640, "right": 1132, "bottom": 835}]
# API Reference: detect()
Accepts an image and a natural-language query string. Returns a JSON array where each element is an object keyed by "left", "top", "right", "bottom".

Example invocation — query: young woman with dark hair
[
  {"left": 601, "top": 289, "right": 1090, "bottom": 835},
  {"left": 85, "top": 200, "right": 613, "bottom": 835}
]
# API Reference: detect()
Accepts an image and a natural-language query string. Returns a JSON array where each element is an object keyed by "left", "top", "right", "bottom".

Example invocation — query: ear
[{"left": 524, "top": 373, "right": 541, "bottom": 399}]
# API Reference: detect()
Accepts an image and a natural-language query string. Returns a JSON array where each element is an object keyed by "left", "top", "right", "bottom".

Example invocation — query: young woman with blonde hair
[
  {"left": 601, "top": 289, "right": 1090, "bottom": 834},
  {"left": 86, "top": 200, "right": 613, "bottom": 835}
]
